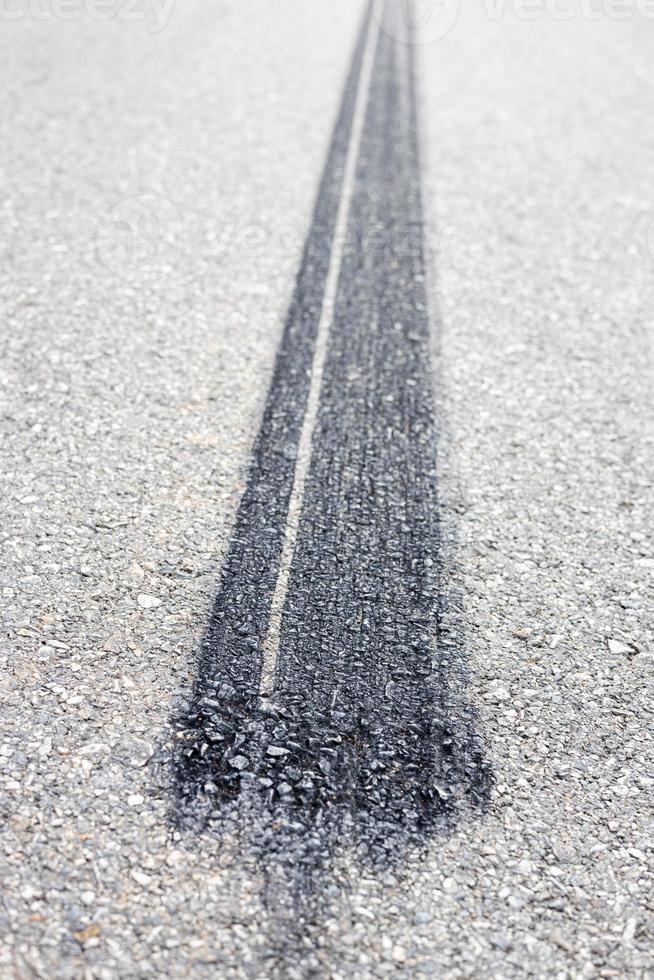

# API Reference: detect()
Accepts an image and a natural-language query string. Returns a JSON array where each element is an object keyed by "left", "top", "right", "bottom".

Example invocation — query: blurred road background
[{"left": 1, "top": 0, "right": 653, "bottom": 976}]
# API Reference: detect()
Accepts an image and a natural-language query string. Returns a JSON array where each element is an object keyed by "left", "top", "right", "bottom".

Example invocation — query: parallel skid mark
[{"left": 172, "top": 1, "right": 490, "bottom": 866}]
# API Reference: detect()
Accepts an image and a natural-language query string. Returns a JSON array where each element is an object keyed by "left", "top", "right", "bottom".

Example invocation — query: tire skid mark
[
  {"left": 256, "top": 26, "right": 489, "bottom": 855},
  {"left": 259, "top": 7, "right": 382, "bottom": 697},
  {"left": 172, "top": 3, "right": 376, "bottom": 812},
  {"left": 172, "top": 1, "right": 490, "bottom": 867}
]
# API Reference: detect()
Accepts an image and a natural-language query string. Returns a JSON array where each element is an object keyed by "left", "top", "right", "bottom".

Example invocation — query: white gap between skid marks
[{"left": 258, "top": 9, "right": 382, "bottom": 699}]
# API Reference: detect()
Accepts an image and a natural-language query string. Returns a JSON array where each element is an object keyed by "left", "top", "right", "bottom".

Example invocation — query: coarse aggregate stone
[
  {"left": 415, "top": 5, "right": 654, "bottom": 978},
  {"left": 1, "top": 1, "right": 653, "bottom": 978}
]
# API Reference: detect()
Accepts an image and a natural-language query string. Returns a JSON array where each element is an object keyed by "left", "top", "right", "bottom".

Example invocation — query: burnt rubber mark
[{"left": 173, "top": 1, "right": 490, "bottom": 859}]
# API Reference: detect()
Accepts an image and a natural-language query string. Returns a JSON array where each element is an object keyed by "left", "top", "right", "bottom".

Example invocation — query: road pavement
[{"left": 1, "top": 1, "right": 653, "bottom": 977}]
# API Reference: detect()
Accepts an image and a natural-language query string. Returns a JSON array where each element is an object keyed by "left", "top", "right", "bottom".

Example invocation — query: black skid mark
[
  {"left": 171, "top": 5, "right": 491, "bottom": 868},
  {"left": 171, "top": 4, "right": 376, "bottom": 820}
]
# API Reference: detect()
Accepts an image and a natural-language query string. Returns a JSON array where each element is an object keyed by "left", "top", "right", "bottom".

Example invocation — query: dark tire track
[
  {"left": 172, "top": 1, "right": 490, "bottom": 864},
  {"left": 263, "top": 26, "right": 486, "bottom": 852},
  {"left": 170, "top": 4, "right": 375, "bottom": 815}
]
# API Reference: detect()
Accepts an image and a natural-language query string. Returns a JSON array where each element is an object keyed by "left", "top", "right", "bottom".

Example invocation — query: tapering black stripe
[{"left": 173, "top": 3, "right": 489, "bottom": 853}]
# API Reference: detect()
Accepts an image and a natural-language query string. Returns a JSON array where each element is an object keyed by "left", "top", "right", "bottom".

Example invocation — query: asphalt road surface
[{"left": 1, "top": 1, "right": 653, "bottom": 978}]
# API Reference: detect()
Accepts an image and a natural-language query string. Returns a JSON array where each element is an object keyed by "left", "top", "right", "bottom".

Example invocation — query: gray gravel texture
[{"left": 1, "top": 0, "right": 653, "bottom": 978}]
